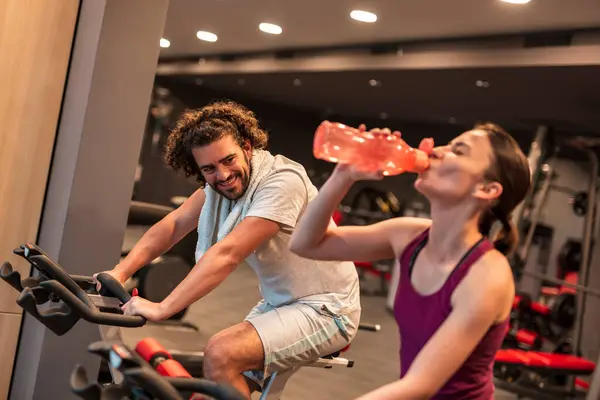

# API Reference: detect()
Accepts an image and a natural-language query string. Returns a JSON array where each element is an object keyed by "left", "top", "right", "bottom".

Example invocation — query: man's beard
[{"left": 212, "top": 153, "right": 251, "bottom": 200}]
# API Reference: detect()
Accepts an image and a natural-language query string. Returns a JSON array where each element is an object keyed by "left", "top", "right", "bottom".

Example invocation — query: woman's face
[{"left": 414, "top": 129, "right": 502, "bottom": 205}]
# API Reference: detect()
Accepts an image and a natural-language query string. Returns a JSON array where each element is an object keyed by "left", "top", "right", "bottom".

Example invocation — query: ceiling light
[
  {"left": 380, "top": 112, "right": 388, "bottom": 120},
  {"left": 159, "top": 38, "right": 170, "bottom": 48},
  {"left": 238, "top": 78, "right": 246, "bottom": 85},
  {"left": 369, "top": 79, "right": 382, "bottom": 87},
  {"left": 196, "top": 31, "right": 218, "bottom": 42},
  {"left": 293, "top": 79, "right": 302, "bottom": 86},
  {"left": 350, "top": 10, "right": 377, "bottom": 23},
  {"left": 476, "top": 80, "right": 490, "bottom": 88},
  {"left": 259, "top": 23, "right": 282, "bottom": 35},
  {"left": 500, "top": 0, "right": 531, "bottom": 3}
]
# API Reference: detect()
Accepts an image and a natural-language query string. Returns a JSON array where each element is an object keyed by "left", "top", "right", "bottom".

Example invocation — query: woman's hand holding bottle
[{"left": 327, "top": 123, "right": 435, "bottom": 182}]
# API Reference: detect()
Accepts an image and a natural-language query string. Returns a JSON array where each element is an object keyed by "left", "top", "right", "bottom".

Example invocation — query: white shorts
[{"left": 242, "top": 299, "right": 361, "bottom": 387}]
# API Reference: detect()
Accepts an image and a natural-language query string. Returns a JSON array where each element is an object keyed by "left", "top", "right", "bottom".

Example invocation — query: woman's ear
[{"left": 474, "top": 181, "right": 503, "bottom": 201}]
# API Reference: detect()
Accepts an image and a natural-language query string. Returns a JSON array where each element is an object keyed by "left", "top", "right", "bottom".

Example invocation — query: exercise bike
[
  {"left": 71, "top": 338, "right": 245, "bottom": 400},
  {"left": 1, "top": 243, "right": 373, "bottom": 399}
]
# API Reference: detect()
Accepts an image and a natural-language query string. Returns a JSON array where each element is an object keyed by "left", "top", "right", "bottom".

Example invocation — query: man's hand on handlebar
[
  {"left": 121, "top": 296, "right": 168, "bottom": 322},
  {"left": 92, "top": 269, "right": 168, "bottom": 322}
]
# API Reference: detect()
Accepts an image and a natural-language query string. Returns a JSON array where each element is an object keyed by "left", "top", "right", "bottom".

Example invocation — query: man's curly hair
[{"left": 164, "top": 100, "right": 269, "bottom": 185}]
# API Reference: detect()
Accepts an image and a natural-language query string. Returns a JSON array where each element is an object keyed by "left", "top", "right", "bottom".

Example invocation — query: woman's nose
[{"left": 431, "top": 146, "right": 449, "bottom": 159}]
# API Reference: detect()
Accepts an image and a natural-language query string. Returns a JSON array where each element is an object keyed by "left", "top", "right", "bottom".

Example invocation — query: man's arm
[
  {"left": 150, "top": 169, "right": 307, "bottom": 319},
  {"left": 158, "top": 216, "right": 280, "bottom": 318},
  {"left": 114, "top": 188, "right": 205, "bottom": 279},
  {"left": 355, "top": 252, "right": 514, "bottom": 400}
]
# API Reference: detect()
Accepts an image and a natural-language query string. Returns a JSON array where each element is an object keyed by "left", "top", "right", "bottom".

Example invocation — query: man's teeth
[{"left": 221, "top": 177, "right": 236, "bottom": 186}]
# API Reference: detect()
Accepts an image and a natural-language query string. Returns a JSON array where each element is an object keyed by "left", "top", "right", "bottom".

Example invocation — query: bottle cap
[{"left": 413, "top": 150, "right": 430, "bottom": 173}]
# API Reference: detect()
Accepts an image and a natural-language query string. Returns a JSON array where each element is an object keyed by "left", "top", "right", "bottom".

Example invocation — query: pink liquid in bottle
[{"left": 313, "top": 121, "right": 430, "bottom": 175}]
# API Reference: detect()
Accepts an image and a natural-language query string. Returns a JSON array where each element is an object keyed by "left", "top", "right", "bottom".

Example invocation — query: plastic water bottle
[{"left": 313, "top": 121, "right": 431, "bottom": 176}]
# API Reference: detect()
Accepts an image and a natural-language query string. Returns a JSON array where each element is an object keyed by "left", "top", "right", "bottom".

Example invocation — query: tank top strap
[
  {"left": 447, "top": 237, "right": 494, "bottom": 287},
  {"left": 399, "top": 228, "right": 430, "bottom": 279}
]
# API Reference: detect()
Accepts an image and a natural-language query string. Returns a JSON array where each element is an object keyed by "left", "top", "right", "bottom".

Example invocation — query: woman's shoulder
[
  {"left": 457, "top": 249, "right": 515, "bottom": 320},
  {"left": 380, "top": 217, "right": 432, "bottom": 257},
  {"left": 467, "top": 249, "right": 514, "bottom": 289}
]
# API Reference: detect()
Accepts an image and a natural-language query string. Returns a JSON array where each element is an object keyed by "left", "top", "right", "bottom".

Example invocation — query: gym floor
[{"left": 186, "top": 264, "right": 517, "bottom": 399}]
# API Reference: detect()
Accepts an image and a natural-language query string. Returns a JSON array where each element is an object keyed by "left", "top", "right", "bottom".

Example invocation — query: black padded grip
[{"left": 96, "top": 273, "right": 131, "bottom": 303}]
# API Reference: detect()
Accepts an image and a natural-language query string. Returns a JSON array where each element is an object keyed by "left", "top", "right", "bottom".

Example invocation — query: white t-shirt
[{"left": 236, "top": 156, "right": 360, "bottom": 315}]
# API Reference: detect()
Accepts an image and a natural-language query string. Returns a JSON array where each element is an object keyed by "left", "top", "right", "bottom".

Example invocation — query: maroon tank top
[{"left": 394, "top": 228, "right": 508, "bottom": 399}]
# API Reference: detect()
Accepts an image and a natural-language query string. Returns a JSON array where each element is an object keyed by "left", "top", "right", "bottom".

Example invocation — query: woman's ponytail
[
  {"left": 493, "top": 211, "right": 518, "bottom": 256},
  {"left": 479, "top": 206, "right": 519, "bottom": 256}
]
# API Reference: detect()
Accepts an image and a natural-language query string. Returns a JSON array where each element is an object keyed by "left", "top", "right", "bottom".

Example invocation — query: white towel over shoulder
[{"left": 195, "top": 149, "right": 277, "bottom": 262}]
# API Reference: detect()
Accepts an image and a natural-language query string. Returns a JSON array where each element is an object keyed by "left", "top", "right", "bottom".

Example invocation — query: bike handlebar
[
  {"left": 1, "top": 243, "right": 145, "bottom": 335},
  {"left": 96, "top": 272, "right": 132, "bottom": 303}
]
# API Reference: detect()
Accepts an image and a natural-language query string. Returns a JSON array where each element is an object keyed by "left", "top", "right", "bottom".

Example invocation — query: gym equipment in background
[
  {"left": 502, "top": 133, "right": 600, "bottom": 399},
  {"left": 513, "top": 138, "right": 598, "bottom": 358},
  {"left": 494, "top": 348, "right": 595, "bottom": 400}
]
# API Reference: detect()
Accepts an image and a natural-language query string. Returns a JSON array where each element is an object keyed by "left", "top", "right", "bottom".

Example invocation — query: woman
[{"left": 289, "top": 123, "right": 531, "bottom": 399}]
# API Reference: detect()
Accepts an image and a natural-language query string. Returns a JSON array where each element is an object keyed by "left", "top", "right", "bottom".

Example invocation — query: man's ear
[
  {"left": 242, "top": 140, "right": 251, "bottom": 152},
  {"left": 474, "top": 181, "right": 503, "bottom": 201}
]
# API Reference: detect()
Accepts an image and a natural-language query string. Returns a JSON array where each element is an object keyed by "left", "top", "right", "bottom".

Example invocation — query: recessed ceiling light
[
  {"left": 238, "top": 78, "right": 246, "bottom": 85},
  {"left": 500, "top": 0, "right": 531, "bottom": 3},
  {"left": 476, "top": 80, "right": 490, "bottom": 88},
  {"left": 195, "top": 78, "right": 204, "bottom": 86},
  {"left": 380, "top": 112, "right": 388, "bottom": 120},
  {"left": 293, "top": 79, "right": 302, "bottom": 86},
  {"left": 350, "top": 10, "right": 377, "bottom": 23},
  {"left": 196, "top": 31, "right": 218, "bottom": 42},
  {"left": 369, "top": 79, "right": 382, "bottom": 87},
  {"left": 259, "top": 23, "right": 282, "bottom": 35},
  {"left": 160, "top": 38, "right": 170, "bottom": 48}
]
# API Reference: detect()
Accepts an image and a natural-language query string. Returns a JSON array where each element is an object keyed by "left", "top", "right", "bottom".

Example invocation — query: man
[{"left": 98, "top": 100, "right": 361, "bottom": 398}]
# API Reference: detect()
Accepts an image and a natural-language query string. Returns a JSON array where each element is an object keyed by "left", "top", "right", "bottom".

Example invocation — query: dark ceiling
[{"left": 158, "top": 65, "right": 600, "bottom": 136}]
